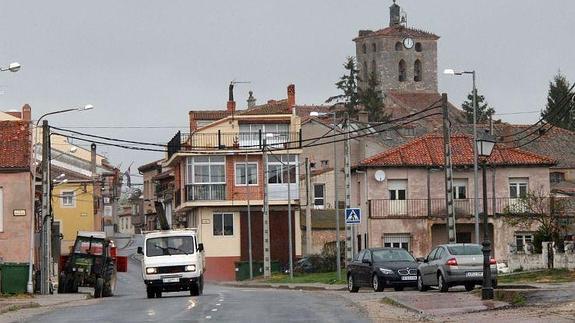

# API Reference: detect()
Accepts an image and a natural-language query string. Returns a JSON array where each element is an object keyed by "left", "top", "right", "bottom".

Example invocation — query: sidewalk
[{"left": 0, "top": 293, "right": 91, "bottom": 319}]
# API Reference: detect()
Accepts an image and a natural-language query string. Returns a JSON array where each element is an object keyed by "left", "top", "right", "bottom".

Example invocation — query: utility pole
[
  {"left": 262, "top": 138, "right": 271, "bottom": 277},
  {"left": 245, "top": 152, "right": 253, "bottom": 280},
  {"left": 40, "top": 120, "right": 52, "bottom": 294},
  {"left": 305, "top": 158, "right": 312, "bottom": 255},
  {"left": 344, "top": 112, "right": 353, "bottom": 263},
  {"left": 287, "top": 148, "right": 293, "bottom": 280},
  {"left": 442, "top": 93, "right": 456, "bottom": 243},
  {"left": 333, "top": 113, "right": 341, "bottom": 280}
]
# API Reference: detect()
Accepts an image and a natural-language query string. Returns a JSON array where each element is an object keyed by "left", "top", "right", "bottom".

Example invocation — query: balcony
[
  {"left": 369, "top": 197, "right": 569, "bottom": 218},
  {"left": 185, "top": 184, "right": 226, "bottom": 201},
  {"left": 167, "top": 131, "right": 301, "bottom": 158}
]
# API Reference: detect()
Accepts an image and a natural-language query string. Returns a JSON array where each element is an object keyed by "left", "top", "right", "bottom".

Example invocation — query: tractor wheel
[
  {"left": 94, "top": 278, "right": 104, "bottom": 298},
  {"left": 102, "top": 262, "right": 117, "bottom": 297},
  {"left": 58, "top": 274, "right": 68, "bottom": 294}
]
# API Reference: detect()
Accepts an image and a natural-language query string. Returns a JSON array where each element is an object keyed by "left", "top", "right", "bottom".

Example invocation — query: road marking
[
  {"left": 216, "top": 303, "right": 221, "bottom": 306},
  {"left": 205, "top": 316, "right": 212, "bottom": 319},
  {"left": 211, "top": 308, "right": 218, "bottom": 312}
]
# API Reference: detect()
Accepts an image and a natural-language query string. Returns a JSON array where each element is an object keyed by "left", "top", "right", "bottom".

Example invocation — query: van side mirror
[
  {"left": 137, "top": 246, "right": 143, "bottom": 255},
  {"left": 197, "top": 243, "right": 204, "bottom": 252}
]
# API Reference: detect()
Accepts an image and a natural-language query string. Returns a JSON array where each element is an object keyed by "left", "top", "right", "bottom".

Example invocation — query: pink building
[
  {"left": 0, "top": 106, "right": 33, "bottom": 264},
  {"left": 352, "top": 133, "right": 556, "bottom": 261}
]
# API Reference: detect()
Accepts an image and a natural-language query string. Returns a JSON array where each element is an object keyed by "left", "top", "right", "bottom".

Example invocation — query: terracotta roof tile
[
  {"left": 359, "top": 133, "right": 555, "bottom": 168},
  {"left": 239, "top": 100, "right": 291, "bottom": 115},
  {"left": 189, "top": 110, "right": 232, "bottom": 120},
  {"left": 354, "top": 25, "right": 439, "bottom": 41},
  {"left": 0, "top": 120, "right": 30, "bottom": 170}
]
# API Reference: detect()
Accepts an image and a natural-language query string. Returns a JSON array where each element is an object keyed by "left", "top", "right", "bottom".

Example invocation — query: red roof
[
  {"left": 354, "top": 25, "right": 439, "bottom": 41},
  {"left": 0, "top": 120, "right": 30, "bottom": 170},
  {"left": 359, "top": 133, "right": 556, "bottom": 168}
]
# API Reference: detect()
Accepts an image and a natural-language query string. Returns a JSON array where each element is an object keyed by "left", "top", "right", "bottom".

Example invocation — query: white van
[{"left": 138, "top": 229, "right": 205, "bottom": 298}]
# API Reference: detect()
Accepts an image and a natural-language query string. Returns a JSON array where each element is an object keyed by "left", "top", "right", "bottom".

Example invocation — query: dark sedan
[{"left": 347, "top": 248, "right": 418, "bottom": 293}]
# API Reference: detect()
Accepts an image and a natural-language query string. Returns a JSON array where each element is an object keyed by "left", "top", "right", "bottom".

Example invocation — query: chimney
[
  {"left": 247, "top": 91, "right": 256, "bottom": 108},
  {"left": 21, "top": 104, "right": 31, "bottom": 121},
  {"left": 358, "top": 111, "right": 369, "bottom": 123},
  {"left": 389, "top": 0, "right": 401, "bottom": 26},
  {"left": 227, "top": 82, "right": 236, "bottom": 113},
  {"left": 287, "top": 84, "right": 295, "bottom": 109}
]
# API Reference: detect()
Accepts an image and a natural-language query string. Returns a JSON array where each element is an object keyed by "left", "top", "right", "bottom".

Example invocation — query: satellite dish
[{"left": 374, "top": 170, "right": 386, "bottom": 182}]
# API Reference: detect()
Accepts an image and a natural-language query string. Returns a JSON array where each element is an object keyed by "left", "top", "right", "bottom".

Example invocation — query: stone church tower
[{"left": 354, "top": 1, "right": 439, "bottom": 94}]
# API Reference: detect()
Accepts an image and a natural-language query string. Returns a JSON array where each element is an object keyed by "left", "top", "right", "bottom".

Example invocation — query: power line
[
  {"left": 51, "top": 126, "right": 166, "bottom": 147},
  {"left": 51, "top": 132, "right": 168, "bottom": 152}
]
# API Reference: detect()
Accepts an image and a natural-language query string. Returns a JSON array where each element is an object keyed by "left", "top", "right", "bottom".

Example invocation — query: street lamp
[
  {"left": 476, "top": 131, "right": 496, "bottom": 300},
  {"left": 0, "top": 62, "right": 21, "bottom": 73},
  {"left": 444, "top": 68, "right": 480, "bottom": 244},
  {"left": 310, "top": 111, "right": 341, "bottom": 280},
  {"left": 33, "top": 105, "right": 94, "bottom": 294}
]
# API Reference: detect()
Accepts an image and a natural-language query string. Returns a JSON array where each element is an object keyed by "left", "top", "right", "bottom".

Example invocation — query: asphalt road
[{"left": 24, "top": 236, "right": 367, "bottom": 323}]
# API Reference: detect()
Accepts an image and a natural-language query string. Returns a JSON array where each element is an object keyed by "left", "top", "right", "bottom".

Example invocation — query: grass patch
[
  {"left": 381, "top": 297, "right": 401, "bottom": 307},
  {"left": 263, "top": 271, "right": 347, "bottom": 285},
  {"left": 495, "top": 290, "right": 526, "bottom": 306},
  {"left": 499, "top": 269, "right": 575, "bottom": 284},
  {"left": 0, "top": 293, "right": 33, "bottom": 299}
]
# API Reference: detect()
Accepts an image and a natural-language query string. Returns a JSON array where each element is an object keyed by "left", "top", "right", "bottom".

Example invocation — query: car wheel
[
  {"left": 394, "top": 286, "right": 404, "bottom": 292},
  {"left": 146, "top": 287, "right": 155, "bottom": 299},
  {"left": 438, "top": 273, "right": 449, "bottom": 293},
  {"left": 372, "top": 274, "right": 384, "bottom": 292},
  {"left": 348, "top": 274, "right": 359, "bottom": 293},
  {"left": 417, "top": 273, "right": 428, "bottom": 292},
  {"left": 464, "top": 283, "right": 474, "bottom": 292}
]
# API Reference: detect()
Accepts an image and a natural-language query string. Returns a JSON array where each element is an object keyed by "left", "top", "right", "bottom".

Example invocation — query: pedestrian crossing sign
[{"left": 345, "top": 208, "right": 361, "bottom": 224}]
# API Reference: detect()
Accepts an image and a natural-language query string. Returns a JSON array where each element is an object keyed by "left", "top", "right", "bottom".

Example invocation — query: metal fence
[
  {"left": 185, "top": 184, "right": 226, "bottom": 201},
  {"left": 369, "top": 197, "right": 549, "bottom": 218},
  {"left": 180, "top": 131, "right": 301, "bottom": 151}
]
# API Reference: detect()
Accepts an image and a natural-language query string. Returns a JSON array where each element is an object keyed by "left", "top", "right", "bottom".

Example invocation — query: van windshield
[{"left": 146, "top": 236, "right": 195, "bottom": 257}]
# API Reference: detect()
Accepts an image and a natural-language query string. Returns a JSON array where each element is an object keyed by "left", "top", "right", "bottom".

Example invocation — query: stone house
[{"left": 352, "top": 133, "right": 557, "bottom": 261}]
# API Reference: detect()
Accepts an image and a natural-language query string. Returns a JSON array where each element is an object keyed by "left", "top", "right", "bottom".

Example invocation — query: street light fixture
[
  {"left": 0, "top": 62, "right": 21, "bottom": 72},
  {"left": 476, "top": 131, "right": 496, "bottom": 300},
  {"left": 310, "top": 110, "right": 341, "bottom": 280},
  {"left": 33, "top": 105, "right": 95, "bottom": 294},
  {"left": 444, "top": 68, "right": 481, "bottom": 244}
]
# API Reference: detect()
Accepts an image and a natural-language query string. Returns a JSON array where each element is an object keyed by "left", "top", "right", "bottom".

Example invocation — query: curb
[{"left": 217, "top": 282, "right": 347, "bottom": 291}]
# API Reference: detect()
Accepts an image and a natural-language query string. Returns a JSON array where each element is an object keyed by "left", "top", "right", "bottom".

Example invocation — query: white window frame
[
  {"left": 509, "top": 178, "right": 529, "bottom": 199},
  {"left": 60, "top": 190, "right": 76, "bottom": 208},
  {"left": 382, "top": 233, "right": 411, "bottom": 251},
  {"left": 235, "top": 162, "right": 258, "bottom": 186},
  {"left": 453, "top": 179, "right": 468, "bottom": 200},
  {"left": 267, "top": 154, "right": 298, "bottom": 185},
  {"left": 514, "top": 232, "right": 534, "bottom": 253},
  {"left": 239, "top": 124, "right": 290, "bottom": 147},
  {"left": 186, "top": 156, "right": 226, "bottom": 185},
  {"left": 313, "top": 183, "right": 325, "bottom": 209},
  {"left": 213, "top": 213, "right": 234, "bottom": 237}
]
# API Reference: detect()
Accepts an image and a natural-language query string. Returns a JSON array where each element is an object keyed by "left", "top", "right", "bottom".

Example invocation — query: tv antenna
[{"left": 229, "top": 80, "right": 251, "bottom": 101}]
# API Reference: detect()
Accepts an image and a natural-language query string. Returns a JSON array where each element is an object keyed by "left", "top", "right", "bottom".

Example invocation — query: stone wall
[{"left": 507, "top": 241, "right": 575, "bottom": 271}]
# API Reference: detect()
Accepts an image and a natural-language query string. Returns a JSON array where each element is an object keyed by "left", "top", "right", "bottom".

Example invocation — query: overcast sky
[{"left": 1, "top": 0, "right": 574, "bottom": 180}]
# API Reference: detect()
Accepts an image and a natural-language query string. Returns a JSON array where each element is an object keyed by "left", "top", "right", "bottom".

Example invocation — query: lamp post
[
  {"left": 476, "top": 131, "right": 496, "bottom": 300},
  {"left": 35, "top": 105, "right": 94, "bottom": 294},
  {"left": 0, "top": 62, "right": 21, "bottom": 73},
  {"left": 444, "top": 69, "right": 480, "bottom": 244},
  {"left": 309, "top": 111, "right": 341, "bottom": 280}
]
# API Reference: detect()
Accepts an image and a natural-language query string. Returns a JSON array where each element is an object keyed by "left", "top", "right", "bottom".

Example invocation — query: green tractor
[{"left": 58, "top": 231, "right": 128, "bottom": 298}]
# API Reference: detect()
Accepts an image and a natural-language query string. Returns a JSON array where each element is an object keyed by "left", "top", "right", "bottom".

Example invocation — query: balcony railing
[
  {"left": 167, "top": 130, "right": 302, "bottom": 159},
  {"left": 185, "top": 184, "right": 226, "bottom": 201},
  {"left": 369, "top": 197, "right": 564, "bottom": 218}
]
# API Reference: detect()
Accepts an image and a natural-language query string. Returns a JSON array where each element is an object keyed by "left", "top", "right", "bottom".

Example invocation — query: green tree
[
  {"left": 359, "top": 70, "right": 389, "bottom": 123},
  {"left": 541, "top": 72, "right": 575, "bottom": 131},
  {"left": 326, "top": 57, "right": 361, "bottom": 118},
  {"left": 461, "top": 89, "right": 495, "bottom": 124}
]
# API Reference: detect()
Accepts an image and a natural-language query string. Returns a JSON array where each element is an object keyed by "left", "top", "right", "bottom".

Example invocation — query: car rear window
[
  {"left": 447, "top": 245, "right": 482, "bottom": 255},
  {"left": 372, "top": 249, "right": 414, "bottom": 262}
]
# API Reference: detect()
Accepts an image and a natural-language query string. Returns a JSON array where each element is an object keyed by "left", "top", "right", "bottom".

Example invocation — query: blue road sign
[{"left": 345, "top": 208, "right": 361, "bottom": 224}]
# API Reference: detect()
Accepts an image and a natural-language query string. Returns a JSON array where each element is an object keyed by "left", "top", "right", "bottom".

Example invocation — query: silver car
[{"left": 416, "top": 243, "right": 497, "bottom": 292}]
